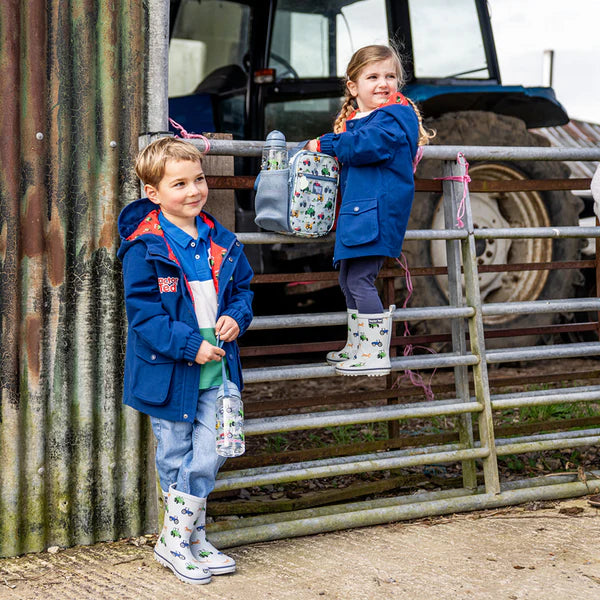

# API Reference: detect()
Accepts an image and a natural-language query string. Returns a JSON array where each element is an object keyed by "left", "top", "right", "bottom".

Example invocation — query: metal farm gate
[
  {"left": 200, "top": 140, "right": 600, "bottom": 548},
  {"left": 1, "top": 0, "right": 600, "bottom": 558}
]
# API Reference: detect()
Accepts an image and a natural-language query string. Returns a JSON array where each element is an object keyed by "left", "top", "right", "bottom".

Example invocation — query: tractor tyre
[{"left": 401, "top": 111, "right": 583, "bottom": 348}]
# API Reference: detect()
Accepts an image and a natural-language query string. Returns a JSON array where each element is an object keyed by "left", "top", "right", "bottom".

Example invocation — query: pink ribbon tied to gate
[
  {"left": 168, "top": 118, "right": 211, "bottom": 154},
  {"left": 392, "top": 253, "right": 436, "bottom": 402},
  {"left": 412, "top": 146, "right": 424, "bottom": 174},
  {"left": 434, "top": 152, "right": 471, "bottom": 228}
]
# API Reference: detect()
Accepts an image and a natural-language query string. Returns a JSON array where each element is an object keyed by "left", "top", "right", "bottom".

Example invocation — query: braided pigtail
[
  {"left": 406, "top": 97, "right": 436, "bottom": 146},
  {"left": 333, "top": 96, "right": 356, "bottom": 134}
]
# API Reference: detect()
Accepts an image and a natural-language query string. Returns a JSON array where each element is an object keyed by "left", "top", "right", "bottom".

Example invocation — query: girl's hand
[
  {"left": 195, "top": 340, "right": 225, "bottom": 364},
  {"left": 215, "top": 315, "right": 240, "bottom": 342},
  {"left": 305, "top": 139, "right": 318, "bottom": 152}
]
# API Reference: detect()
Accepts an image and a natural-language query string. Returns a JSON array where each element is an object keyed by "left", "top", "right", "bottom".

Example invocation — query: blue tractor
[{"left": 167, "top": 0, "right": 582, "bottom": 341}]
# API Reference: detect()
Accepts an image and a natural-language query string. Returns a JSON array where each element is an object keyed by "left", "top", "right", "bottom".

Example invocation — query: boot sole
[
  {"left": 326, "top": 358, "right": 347, "bottom": 365},
  {"left": 208, "top": 564, "right": 237, "bottom": 575},
  {"left": 335, "top": 368, "right": 390, "bottom": 377},
  {"left": 154, "top": 549, "right": 212, "bottom": 585}
]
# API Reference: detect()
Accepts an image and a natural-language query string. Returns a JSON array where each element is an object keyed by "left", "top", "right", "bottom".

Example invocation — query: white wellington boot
[
  {"left": 326, "top": 308, "right": 359, "bottom": 364},
  {"left": 335, "top": 305, "right": 395, "bottom": 377},
  {"left": 154, "top": 484, "right": 212, "bottom": 585},
  {"left": 190, "top": 499, "right": 236, "bottom": 574}
]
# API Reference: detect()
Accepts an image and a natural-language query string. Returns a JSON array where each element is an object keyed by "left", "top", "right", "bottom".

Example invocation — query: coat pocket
[
  {"left": 338, "top": 198, "right": 379, "bottom": 246},
  {"left": 132, "top": 343, "right": 174, "bottom": 406}
]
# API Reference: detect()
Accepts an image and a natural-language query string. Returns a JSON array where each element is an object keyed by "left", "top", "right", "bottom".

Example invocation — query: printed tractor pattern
[
  {"left": 189, "top": 497, "right": 237, "bottom": 572},
  {"left": 346, "top": 318, "right": 389, "bottom": 368},
  {"left": 326, "top": 310, "right": 360, "bottom": 364},
  {"left": 334, "top": 305, "right": 394, "bottom": 376},
  {"left": 216, "top": 398, "right": 244, "bottom": 450},
  {"left": 155, "top": 486, "right": 211, "bottom": 583},
  {"left": 289, "top": 152, "right": 339, "bottom": 237}
]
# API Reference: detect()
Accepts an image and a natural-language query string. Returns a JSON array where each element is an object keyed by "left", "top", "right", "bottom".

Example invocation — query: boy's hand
[
  {"left": 195, "top": 340, "right": 225, "bottom": 364},
  {"left": 215, "top": 315, "right": 240, "bottom": 342},
  {"left": 305, "top": 139, "right": 318, "bottom": 152}
]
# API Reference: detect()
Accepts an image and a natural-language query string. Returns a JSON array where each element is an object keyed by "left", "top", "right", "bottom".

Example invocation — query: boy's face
[{"left": 145, "top": 159, "right": 208, "bottom": 230}]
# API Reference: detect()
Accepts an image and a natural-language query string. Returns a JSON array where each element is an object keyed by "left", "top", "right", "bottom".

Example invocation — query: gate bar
[
  {"left": 207, "top": 476, "right": 600, "bottom": 548},
  {"left": 207, "top": 471, "right": 600, "bottom": 534},
  {"left": 194, "top": 139, "right": 600, "bottom": 161},
  {"left": 213, "top": 448, "right": 489, "bottom": 492}
]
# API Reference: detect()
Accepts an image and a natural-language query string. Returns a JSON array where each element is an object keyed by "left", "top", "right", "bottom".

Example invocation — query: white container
[{"left": 215, "top": 380, "right": 245, "bottom": 457}]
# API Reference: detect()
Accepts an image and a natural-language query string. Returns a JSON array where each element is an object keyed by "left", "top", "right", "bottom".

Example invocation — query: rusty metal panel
[{"left": 0, "top": 1, "right": 156, "bottom": 558}]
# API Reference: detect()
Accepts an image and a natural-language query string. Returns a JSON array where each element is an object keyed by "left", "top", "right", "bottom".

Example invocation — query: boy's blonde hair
[
  {"left": 135, "top": 137, "right": 205, "bottom": 187},
  {"left": 334, "top": 44, "right": 434, "bottom": 145}
]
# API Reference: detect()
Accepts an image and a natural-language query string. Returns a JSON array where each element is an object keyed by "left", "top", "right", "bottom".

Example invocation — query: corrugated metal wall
[{"left": 0, "top": 1, "right": 157, "bottom": 557}]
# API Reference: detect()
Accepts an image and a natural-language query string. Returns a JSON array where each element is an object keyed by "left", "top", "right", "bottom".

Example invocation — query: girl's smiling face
[{"left": 346, "top": 57, "right": 399, "bottom": 113}]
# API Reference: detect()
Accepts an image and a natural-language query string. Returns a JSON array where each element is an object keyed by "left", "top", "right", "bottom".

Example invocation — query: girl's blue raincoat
[{"left": 317, "top": 94, "right": 419, "bottom": 266}]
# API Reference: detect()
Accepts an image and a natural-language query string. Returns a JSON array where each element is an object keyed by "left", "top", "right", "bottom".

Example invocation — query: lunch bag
[{"left": 254, "top": 144, "right": 340, "bottom": 237}]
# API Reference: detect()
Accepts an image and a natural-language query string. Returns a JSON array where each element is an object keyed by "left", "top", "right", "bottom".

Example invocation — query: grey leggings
[{"left": 338, "top": 256, "right": 385, "bottom": 314}]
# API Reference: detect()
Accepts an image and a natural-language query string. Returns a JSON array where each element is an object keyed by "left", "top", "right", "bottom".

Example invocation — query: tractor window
[
  {"left": 265, "top": 98, "right": 344, "bottom": 140},
  {"left": 169, "top": 0, "right": 250, "bottom": 97},
  {"left": 266, "top": 0, "right": 388, "bottom": 140},
  {"left": 269, "top": 0, "right": 388, "bottom": 79},
  {"left": 269, "top": 7, "right": 331, "bottom": 78},
  {"left": 408, "top": 0, "right": 490, "bottom": 80}
]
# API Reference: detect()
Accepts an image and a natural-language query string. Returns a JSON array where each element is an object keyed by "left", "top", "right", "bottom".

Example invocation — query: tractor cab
[{"left": 167, "top": 0, "right": 568, "bottom": 141}]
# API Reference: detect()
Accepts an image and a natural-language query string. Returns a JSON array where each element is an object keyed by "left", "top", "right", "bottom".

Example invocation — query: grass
[
  {"left": 325, "top": 422, "right": 388, "bottom": 445},
  {"left": 259, "top": 422, "right": 390, "bottom": 455},
  {"left": 264, "top": 433, "right": 290, "bottom": 453},
  {"left": 518, "top": 401, "right": 595, "bottom": 422}
]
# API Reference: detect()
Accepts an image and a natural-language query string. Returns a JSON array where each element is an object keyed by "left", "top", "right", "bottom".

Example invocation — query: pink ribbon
[
  {"left": 168, "top": 118, "right": 211, "bottom": 153},
  {"left": 434, "top": 152, "right": 470, "bottom": 228},
  {"left": 392, "top": 253, "right": 436, "bottom": 402},
  {"left": 412, "top": 146, "right": 424, "bottom": 174}
]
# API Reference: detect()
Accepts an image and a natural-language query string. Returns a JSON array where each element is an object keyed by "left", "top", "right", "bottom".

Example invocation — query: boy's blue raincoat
[{"left": 117, "top": 198, "right": 253, "bottom": 423}]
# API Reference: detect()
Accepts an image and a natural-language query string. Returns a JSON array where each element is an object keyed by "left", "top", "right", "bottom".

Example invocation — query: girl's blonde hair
[
  {"left": 135, "top": 137, "right": 205, "bottom": 187},
  {"left": 334, "top": 44, "right": 434, "bottom": 145}
]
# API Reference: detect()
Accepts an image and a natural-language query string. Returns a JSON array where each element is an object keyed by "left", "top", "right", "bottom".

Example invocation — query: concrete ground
[{"left": 1, "top": 497, "right": 599, "bottom": 600}]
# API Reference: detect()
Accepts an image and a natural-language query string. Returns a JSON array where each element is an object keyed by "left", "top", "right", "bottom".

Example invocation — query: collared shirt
[{"left": 158, "top": 212, "right": 224, "bottom": 389}]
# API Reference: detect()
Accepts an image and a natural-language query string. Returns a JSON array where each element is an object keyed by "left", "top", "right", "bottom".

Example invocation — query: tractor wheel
[{"left": 402, "top": 111, "right": 583, "bottom": 348}]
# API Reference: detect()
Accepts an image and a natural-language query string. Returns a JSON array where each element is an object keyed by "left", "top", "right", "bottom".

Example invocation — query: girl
[{"left": 307, "top": 45, "right": 433, "bottom": 377}]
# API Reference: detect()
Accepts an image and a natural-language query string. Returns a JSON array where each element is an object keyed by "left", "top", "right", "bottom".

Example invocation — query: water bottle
[
  {"left": 215, "top": 381, "right": 245, "bottom": 457},
  {"left": 261, "top": 130, "right": 288, "bottom": 171},
  {"left": 215, "top": 347, "right": 245, "bottom": 457}
]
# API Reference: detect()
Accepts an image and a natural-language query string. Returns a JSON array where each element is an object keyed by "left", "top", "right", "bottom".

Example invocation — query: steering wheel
[{"left": 269, "top": 52, "right": 300, "bottom": 81}]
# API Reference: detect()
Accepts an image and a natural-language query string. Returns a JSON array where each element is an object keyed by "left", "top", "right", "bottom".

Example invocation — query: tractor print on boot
[
  {"left": 335, "top": 305, "right": 395, "bottom": 376},
  {"left": 190, "top": 499, "right": 236, "bottom": 574},
  {"left": 327, "top": 309, "right": 360, "bottom": 364},
  {"left": 154, "top": 485, "right": 212, "bottom": 585}
]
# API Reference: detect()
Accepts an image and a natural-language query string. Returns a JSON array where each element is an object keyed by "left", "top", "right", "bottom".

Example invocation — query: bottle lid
[
  {"left": 265, "top": 130, "right": 286, "bottom": 146},
  {"left": 216, "top": 380, "right": 241, "bottom": 401}
]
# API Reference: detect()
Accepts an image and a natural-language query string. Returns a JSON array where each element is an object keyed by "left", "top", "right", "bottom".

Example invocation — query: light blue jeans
[{"left": 150, "top": 387, "right": 227, "bottom": 498}]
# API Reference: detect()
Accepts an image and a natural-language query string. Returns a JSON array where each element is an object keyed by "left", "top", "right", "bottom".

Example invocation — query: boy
[{"left": 117, "top": 137, "right": 253, "bottom": 585}]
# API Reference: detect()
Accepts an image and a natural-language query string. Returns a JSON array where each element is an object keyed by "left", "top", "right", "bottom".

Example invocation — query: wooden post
[{"left": 202, "top": 132, "right": 236, "bottom": 231}]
